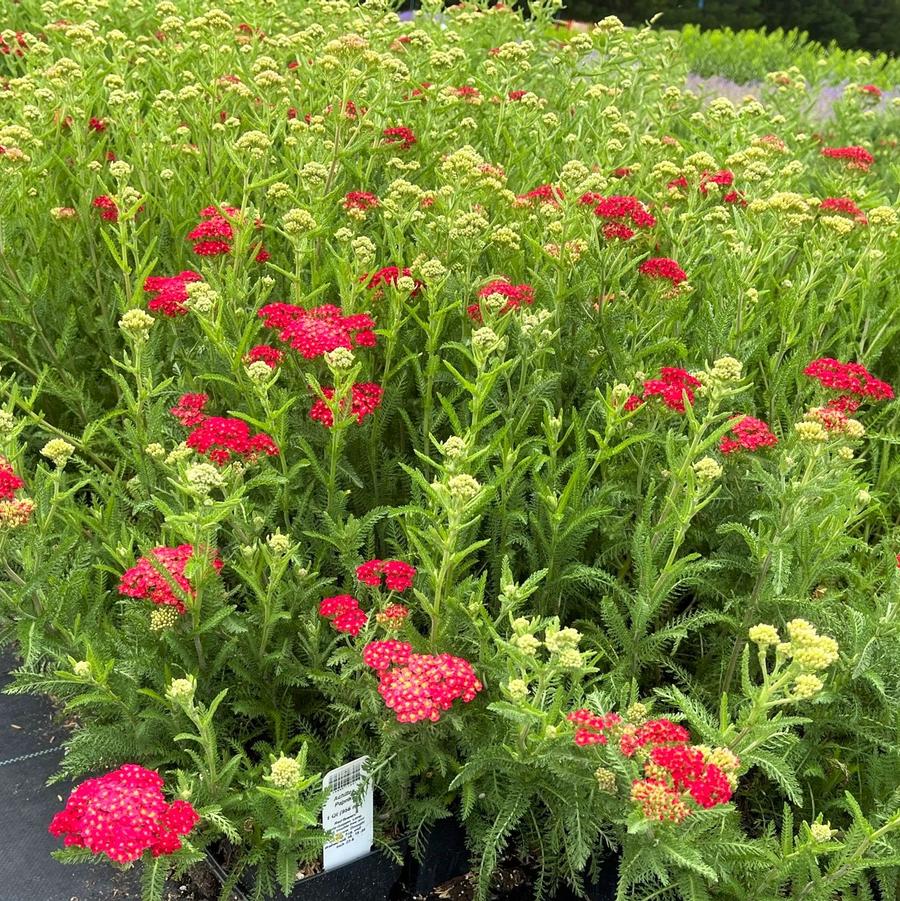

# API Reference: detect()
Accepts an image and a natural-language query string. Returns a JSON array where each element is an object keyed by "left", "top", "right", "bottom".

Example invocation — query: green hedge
[{"left": 560, "top": 0, "right": 900, "bottom": 56}]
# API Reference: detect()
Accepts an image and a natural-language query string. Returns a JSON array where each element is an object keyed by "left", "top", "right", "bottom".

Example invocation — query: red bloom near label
[{"left": 49, "top": 764, "right": 199, "bottom": 862}]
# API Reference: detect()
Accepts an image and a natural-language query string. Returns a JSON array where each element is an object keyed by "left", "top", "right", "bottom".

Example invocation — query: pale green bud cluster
[{"left": 41, "top": 438, "right": 75, "bottom": 469}]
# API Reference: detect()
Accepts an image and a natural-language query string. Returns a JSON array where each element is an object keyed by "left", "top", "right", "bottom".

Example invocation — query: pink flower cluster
[
  {"left": 467, "top": 278, "right": 534, "bottom": 320},
  {"left": 638, "top": 257, "right": 688, "bottom": 286},
  {"left": 118, "top": 544, "right": 223, "bottom": 613},
  {"left": 356, "top": 559, "right": 416, "bottom": 592},
  {"left": 363, "top": 641, "right": 482, "bottom": 723},
  {"left": 49, "top": 765, "right": 199, "bottom": 862},
  {"left": 309, "top": 383, "right": 384, "bottom": 428},
  {"left": 319, "top": 594, "right": 367, "bottom": 636},
  {"left": 625, "top": 368, "right": 702, "bottom": 414},
  {"left": 720, "top": 416, "right": 778, "bottom": 455},
  {"left": 143, "top": 271, "right": 202, "bottom": 318},
  {"left": 567, "top": 708, "right": 623, "bottom": 746},
  {"left": 170, "top": 393, "right": 278, "bottom": 464},
  {"left": 804, "top": 358, "right": 893, "bottom": 401},
  {"left": 259, "top": 303, "right": 376, "bottom": 359},
  {"left": 516, "top": 184, "right": 564, "bottom": 206}
]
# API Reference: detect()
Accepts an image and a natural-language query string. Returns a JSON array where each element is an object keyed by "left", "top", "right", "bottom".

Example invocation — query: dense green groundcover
[{"left": 0, "top": 1, "right": 899, "bottom": 899}]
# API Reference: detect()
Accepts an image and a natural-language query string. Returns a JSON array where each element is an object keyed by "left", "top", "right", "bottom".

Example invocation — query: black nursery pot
[
  {"left": 404, "top": 814, "right": 472, "bottom": 895},
  {"left": 554, "top": 852, "right": 618, "bottom": 901},
  {"left": 207, "top": 842, "right": 406, "bottom": 901}
]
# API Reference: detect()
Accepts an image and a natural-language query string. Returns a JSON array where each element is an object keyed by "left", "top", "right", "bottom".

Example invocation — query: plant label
[{"left": 322, "top": 755, "right": 373, "bottom": 870}]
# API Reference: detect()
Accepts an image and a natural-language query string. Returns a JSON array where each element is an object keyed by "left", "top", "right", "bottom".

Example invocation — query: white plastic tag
[{"left": 322, "top": 755, "right": 373, "bottom": 870}]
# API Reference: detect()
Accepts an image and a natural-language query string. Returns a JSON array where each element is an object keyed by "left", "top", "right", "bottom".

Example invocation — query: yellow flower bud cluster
[{"left": 786, "top": 619, "right": 839, "bottom": 671}]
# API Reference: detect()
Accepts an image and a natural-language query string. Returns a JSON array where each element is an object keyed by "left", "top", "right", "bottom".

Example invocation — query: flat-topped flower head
[
  {"left": 309, "top": 383, "right": 383, "bottom": 427},
  {"left": 638, "top": 257, "right": 687, "bottom": 286},
  {"left": 356, "top": 559, "right": 416, "bottom": 592},
  {"left": 144, "top": 272, "right": 203, "bottom": 318},
  {"left": 804, "top": 358, "right": 893, "bottom": 401},
  {"left": 319, "top": 595, "right": 367, "bottom": 636},
  {"left": 0, "top": 457, "right": 24, "bottom": 500},
  {"left": 720, "top": 416, "right": 778, "bottom": 454},
  {"left": 49, "top": 765, "right": 199, "bottom": 862},
  {"left": 259, "top": 303, "right": 376, "bottom": 358},
  {"left": 119, "top": 545, "right": 223, "bottom": 613},
  {"left": 821, "top": 145, "right": 874, "bottom": 171}
]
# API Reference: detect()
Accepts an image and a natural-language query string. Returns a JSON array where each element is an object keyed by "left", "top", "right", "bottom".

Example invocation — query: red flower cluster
[
  {"left": 144, "top": 271, "right": 202, "bottom": 318},
  {"left": 357, "top": 559, "right": 416, "bottom": 592},
  {"left": 0, "top": 456, "right": 33, "bottom": 528},
  {"left": 170, "top": 392, "right": 209, "bottom": 426},
  {"left": 88, "top": 116, "right": 107, "bottom": 132},
  {"left": 820, "top": 197, "right": 868, "bottom": 224},
  {"left": 619, "top": 718, "right": 690, "bottom": 756},
  {"left": 0, "top": 456, "right": 24, "bottom": 501},
  {"left": 507, "top": 89, "right": 528, "bottom": 101},
  {"left": 319, "top": 594, "right": 367, "bottom": 636},
  {"left": 364, "top": 643, "right": 482, "bottom": 723},
  {"left": 648, "top": 745, "right": 732, "bottom": 808},
  {"left": 859, "top": 84, "right": 882, "bottom": 98},
  {"left": 259, "top": 303, "right": 376, "bottom": 359},
  {"left": 169, "top": 393, "right": 278, "bottom": 464},
  {"left": 626, "top": 368, "right": 702, "bottom": 414},
  {"left": 185, "top": 417, "right": 278, "bottom": 464},
  {"left": 119, "top": 544, "right": 222, "bottom": 613},
  {"left": 567, "top": 708, "right": 623, "bottom": 746},
  {"left": 638, "top": 257, "right": 688, "bottom": 286},
  {"left": 187, "top": 204, "right": 236, "bottom": 256},
  {"left": 720, "top": 416, "right": 778, "bottom": 454},
  {"left": 467, "top": 278, "right": 534, "bottom": 320},
  {"left": 588, "top": 194, "right": 657, "bottom": 240},
  {"left": 92, "top": 195, "right": 118, "bottom": 222},
  {"left": 49, "top": 765, "right": 199, "bottom": 863},
  {"left": 244, "top": 345, "right": 283, "bottom": 368},
  {"left": 363, "top": 266, "right": 423, "bottom": 297},
  {"left": 821, "top": 145, "right": 874, "bottom": 171},
  {"left": 383, "top": 126, "right": 416, "bottom": 149},
  {"left": 454, "top": 85, "right": 481, "bottom": 101},
  {"left": 343, "top": 191, "right": 379, "bottom": 212},
  {"left": 804, "top": 358, "right": 893, "bottom": 401},
  {"left": 516, "top": 184, "right": 564, "bottom": 206},
  {"left": 309, "top": 383, "right": 384, "bottom": 427},
  {"left": 188, "top": 205, "right": 267, "bottom": 261},
  {"left": 0, "top": 31, "right": 27, "bottom": 56},
  {"left": 699, "top": 169, "right": 735, "bottom": 194}
]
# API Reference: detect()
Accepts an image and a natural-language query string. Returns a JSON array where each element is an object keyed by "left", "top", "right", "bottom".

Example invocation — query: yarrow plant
[{"left": 0, "top": 3, "right": 899, "bottom": 900}]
